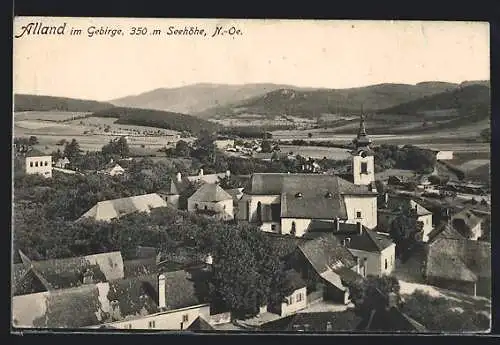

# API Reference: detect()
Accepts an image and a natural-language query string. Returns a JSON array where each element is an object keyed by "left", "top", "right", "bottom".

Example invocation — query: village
[{"left": 12, "top": 115, "right": 491, "bottom": 332}]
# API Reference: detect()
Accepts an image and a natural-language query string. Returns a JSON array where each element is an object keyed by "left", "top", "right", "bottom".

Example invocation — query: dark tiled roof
[
  {"left": 24, "top": 148, "right": 50, "bottom": 157},
  {"left": 13, "top": 251, "right": 125, "bottom": 295},
  {"left": 188, "top": 183, "right": 233, "bottom": 202},
  {"left": 427, "top": 222, "right": 467, "bottom": 243},
  {"left": 260, "top": 310, "right": 362, "bottom": 332},
  {"left": 358, "top": 307, "right": 427, "bottom": 332},
  {"left": 264, "top": 233, "right": 309, "bottom": 259},
  {"left": 451, "top": 208, "right": 483, "bottom": 232},
  {"left": 187, "top": 316, "right": 215, "bottom": 331},
  {"left": 385, "top": 195, "right": 432, "bottom": 216},
  {"left": 425, "top": 238, "right": 491, "bottom": 281},
  {"left": 281, "top": 192, "right": 347, "bottom": 219},
  {"left": 306, "top": 223, "right": 394, "bottom": 253},
  {"left": 298, "top": 233, "right": 358, "bottom": 274},
  {"left": 246, "top": 173, "right": 376, "bottom": 196},
  {"left": 123, "top": 258, "right": 157, "bottom": 278}
]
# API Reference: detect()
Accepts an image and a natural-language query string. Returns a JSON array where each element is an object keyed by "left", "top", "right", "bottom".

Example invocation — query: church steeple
[{"left": 353, "top": 110, "right": 372, "bottom": 150}]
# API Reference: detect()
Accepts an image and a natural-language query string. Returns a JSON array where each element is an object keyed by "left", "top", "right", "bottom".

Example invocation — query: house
[
  {"left": 76, "top": 193, "right": 167, "bottom": 222},
  {"left": 286, "top": 233, "right": 364, "bottom": 305},
  {"left": 18, "top": 148, "right": 52, "bottom": 178},
  {"left": 54, "top": 157, "right": 70, "bottom": 169},
  {"left": 187, "top": 183, "right": 234, "bottom": 221},
  {"left": 306, "top": 221, "right": 396, "bottom": 277},
  {"left": 268, "top": 269, "right": 307, "bottom": 317},
  {"left": 237, "top": 115, "right": 379, "bottom": 234},
  {"left": 12, "top": 267, "right": 213, "bottom": 330},
  {"left": 12, "top": 250, "right": 125, "bottom": 296},
  {"left": 356, "top": 289, "right": 427, "bottom": 332},
  {"left": 99, "top": 163, "right": 125, "bottom": 176},
  {"left": 158, "top": 170, "right": 232, "bottom": 209},
  {"left": 377, "top": 194, "right": 434, "bottom": 242},
  {"left": 424, "top": 237, "right": 491, "bottom": 297},
  {"left": 435, "top": 150, "right": 454, "bottom": 160},
  {"left": 214, "top": 139, "right": 235, "bottom": 150},
  {"left": 450, "top": 208, "right": 483, "bottom": 240},
  {"left": 260, "top": 310, "right": 362, "bottom": 332}
]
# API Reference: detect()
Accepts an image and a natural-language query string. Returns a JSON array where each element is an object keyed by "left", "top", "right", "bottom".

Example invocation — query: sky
[{"left": 13, "top": 18, "right": 490, "bottom": 101}]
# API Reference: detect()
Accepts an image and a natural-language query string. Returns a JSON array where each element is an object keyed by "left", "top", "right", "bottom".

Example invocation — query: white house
[
  {"left": 435, "top": 150, "right": 454, "bottom": 160},
  {"left": 100, "top": 163, "right": 125, "bottom": 176},
  {"left": 22, "top": 149, "right": 52, "bottom": 178},
  {"left": 451, "top": 208, "right": 484, "bottom": 240},
  {"left": 54, "top": 157, "right": 70, "bottom": 169},
  {"left": 187, "top": 183, "right": 234, "bottom": 221}
]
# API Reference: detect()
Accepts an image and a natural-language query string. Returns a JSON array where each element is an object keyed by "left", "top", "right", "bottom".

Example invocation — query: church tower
[{"left": 351, "top": 112, "right": 375, "bottom": 185}]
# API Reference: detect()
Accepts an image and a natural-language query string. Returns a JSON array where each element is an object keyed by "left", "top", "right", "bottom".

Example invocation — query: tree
[
  {"left": 102, "top": 137, "right": 130, "bottom": 159},
  {"left": 63, "top": 139, "right": 83, "bottom": 166},
  {"left": 29, "top": 136, "right": 39, "bottom": 146},
  {"left": 261, "top": 140, "right": 272, "bottom": 153},
  {"left": 193, "top": 130, "right": 217, "bottom": 164},
  {"left": 349, "top": 275, "right": 401, "bottom": 318},
  {"left": 174, "top": 140, "right": 191, "bottom": 157},
  {"left": 389, "top": 204, "right": 423, "bottom": 260}
]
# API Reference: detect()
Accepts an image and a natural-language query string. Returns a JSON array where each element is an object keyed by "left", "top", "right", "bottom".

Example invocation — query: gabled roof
[
  {"left": 385, "top": 195, "right": 432, "bottom": 216},
  {"left": 425, "top": 237, "right": 491, "bottom": 281},
  {"left": 427, "top": 222, "right": 467, "bottom": 243},
  {"left": 77, "top": 193, "right": 167, "bottom": 222},
  {"left": 23, "top": 148, "right": 50, "bottom": 158},
  {"left": 451, "top": 208, "right": 483, "bottom": 231},
  {"left": 246, "top": 173, "right": 377, "bottom": 196},
  {"left": 187, "top": 316, "right": 215, "bottom": 331},
  {"left": 13, "top": 251, "right": 125, "bottom": 296},
  {"left": 260, "top": 311, "right": 362, "bottom": 332},
  {"left": 188, "top": 183, "right": 233, "bottom": 202},
  {"left": 298, "top": 233, "right": 358, "bottom": 275}
]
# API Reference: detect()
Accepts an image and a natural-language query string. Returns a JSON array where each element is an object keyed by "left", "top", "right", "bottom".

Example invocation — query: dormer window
[{"left": 295, "top": 192, "right": 303, "bottom": 198}]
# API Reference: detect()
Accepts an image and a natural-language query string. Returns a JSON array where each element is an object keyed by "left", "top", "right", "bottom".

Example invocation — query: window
[
  {"left": 291, "top": 222, "right": 296, "bottom": 235},
  {"left": 148, "top": 320, "right": 155, "bottom": 329},
  {"left": 195, "top": 204, "right": 198, "bottom": 209},
  {"left": 35, "top": 161, "right": 39, "bottom": 167},
  {"left": 125, "top": 324, "right": 132, "bottom": 329},
  {"left": 44, "top": 161, "right": 48, "bottom": 166},
  {"left": 385, "top": 259, "right": 388, "bottom": 270},
  {"left": 296, "top": 293, "right": 303, "bottom": 302},
  {"left": 182, "top": 314, "right": 189, "bottom": 323},
  {"left": 361, "top": 162, "right": 368, "bottom": 174},
  {"left": 356, "top": 211, "right": 362, "bottom": 219},
  {"left": 271, "top": 224, "right": 276, "bottom": 231},
  {"left": 30, "top": 162, "right": 33, "bottom": 167}
]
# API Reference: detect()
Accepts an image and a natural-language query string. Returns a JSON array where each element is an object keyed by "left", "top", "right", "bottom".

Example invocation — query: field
[
  {"left": 14, "top": 111, "right": 190, "bottom": 154},
  {"left": 277, "top": 145, "right": 352, "bottom": 160}
]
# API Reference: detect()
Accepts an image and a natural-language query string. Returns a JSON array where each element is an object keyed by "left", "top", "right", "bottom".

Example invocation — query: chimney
[
  {"left": 384, "top": 192, "right": 389, "bottom": 205},
  {"left": 199, "top": 168, "right": 204, "bottom": 176},
  {"left": 176, "top": 172, "right": 182, "bottom": 182},
  {"left": 226, "top": 170, "right": 231, "bottom": 178},
  {"left": 346, "top": 237, "right": 351, "bottom": 245},
  {"left": 326, "top": 321, "right": 333, "bottom": 331},
  {"left": 357, "top": 221, "right": 363, "bottom": 235},
  {"left": 158, "top": 273, "right": 166, "bottom": 309},
  {"left": 335, "top": 217, "right": 340, "bottom": 232},
  {"left": 205, "top": 254, "right": 213, "bottom": 265}
]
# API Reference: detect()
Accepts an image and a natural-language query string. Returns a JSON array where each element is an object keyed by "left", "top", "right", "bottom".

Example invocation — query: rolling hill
[
  {"left": 110, "top": 83, "right": 306, "bottom": 115},
  {"left": 194, "top": 82, "right": 465, "bottom": 119},
  {"left": 14, "top": 94, "right": 114, "bottom": 112},
  {"left": 91, "top": 107, "right": 219, "bottom": 135}
]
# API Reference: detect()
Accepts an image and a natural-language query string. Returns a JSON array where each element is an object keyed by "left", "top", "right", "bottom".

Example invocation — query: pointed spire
[{"left": 353, "top": 107, "right": 372, "bottom": 149}]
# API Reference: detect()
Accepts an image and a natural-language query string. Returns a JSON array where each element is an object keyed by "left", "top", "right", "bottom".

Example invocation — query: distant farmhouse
[
  {"left": 99, "top": 163, "right": 126, "bottom": 176},
  {"left": 16, "top": 148, "right": 53, "bottom": 178}
]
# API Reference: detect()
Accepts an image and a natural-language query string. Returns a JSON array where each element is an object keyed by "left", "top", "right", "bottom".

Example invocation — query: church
[{"left": 237, "top": 115, "right": 379, "bottom": 236}]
